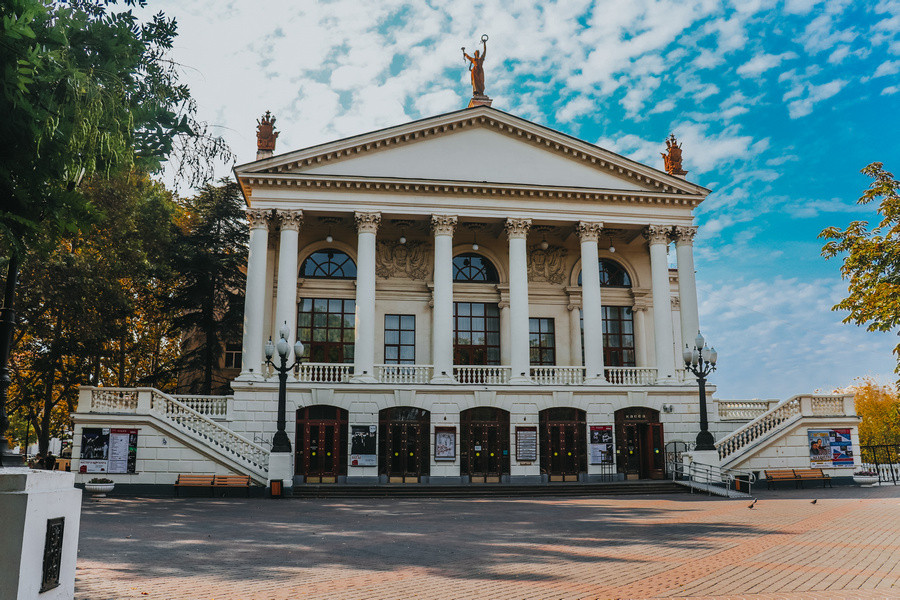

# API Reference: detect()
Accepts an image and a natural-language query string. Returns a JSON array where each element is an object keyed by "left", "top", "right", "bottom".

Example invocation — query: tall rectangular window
[
  {"left": 453, "top": 302, "right": 500, "bottom": 365},
  {"left": 224, "top": 343, "right": 242, "bottom": 369},
  {"left": 297, "top": 298, "right": 356, "bottom": 363},
  {"left": 384, "top": 315, "right": 415, "bottom": 364},
  {"left": 580, "top": 307, "right": 637, "bottom": 367},
  {"left": 529, "top": 318, "right": 556, "bottom": 365}
]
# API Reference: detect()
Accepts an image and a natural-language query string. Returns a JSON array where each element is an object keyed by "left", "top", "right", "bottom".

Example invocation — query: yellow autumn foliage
[{"left": 849, "top": 379, "right": 900, "bottom": 446}]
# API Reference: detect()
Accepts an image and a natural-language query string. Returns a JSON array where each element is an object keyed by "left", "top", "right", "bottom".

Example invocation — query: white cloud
[
  {"left": 883, "top": 85, "right": 900, "bottom": 95},
  {"left": 736, "top": 52, "right": 797, "bottom": 77},
  {"left": 873, "top": 59, "right": 900, "bottom": 77},
  {"left": 786, "top": 79, "right": 847, "bottom": 118}
]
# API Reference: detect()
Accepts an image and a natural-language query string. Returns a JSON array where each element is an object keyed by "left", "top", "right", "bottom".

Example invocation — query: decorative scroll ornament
[
  {"left": 673, "top": 225, "right": 698, "bottom": 244},
  {"left": 505, "top": 218, "right": 532, "bottom": 239},
  {"left": 376, "top": 240, "right": 431, "bottom": 279},
  {"left": 275, "top": 209, "right": 303, "bottom": 231},
  {"left": 643, "top": 224, "right": 671, "bottom": 245},
  {"left": 576, "top": 221, "right": 604, "bottom": 242},
  {"left": 355, "top": 211, "right": 382, "bottom": 234},
  {"left": 246, "top": 208, "right": 272, "bottom": 230},
  {"left": 528, "top": 244, "right": 568, "bottom": 284},
  {"left": 256, "top": 111, "right": 279, "bottom": 152},
  {"left": 431, "top": 214, "right": 458, "bottom": 236},
  {"left": 662, "top": 134, "right": 687, "bottom": 176}
]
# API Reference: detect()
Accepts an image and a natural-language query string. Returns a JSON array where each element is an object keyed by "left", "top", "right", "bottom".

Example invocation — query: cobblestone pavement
[{"left": 75, "top": 485, "right": 900, "bottom": 600}]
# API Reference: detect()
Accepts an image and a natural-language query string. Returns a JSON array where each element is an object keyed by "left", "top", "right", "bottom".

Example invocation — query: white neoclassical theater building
[{"left": 72, "top": 103, "right": 860, "bottom": 490}]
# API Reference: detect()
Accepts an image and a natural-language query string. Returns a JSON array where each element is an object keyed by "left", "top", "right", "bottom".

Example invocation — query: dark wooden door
[
  {"left": 295, "top": 406, "right": 347, "bottom": 482},
  {"left": 379, "top": 407, "right": 430, "bottom": 482},
  {"left": 614, "top": 408, "right": 664, "bottom": 480},
  {"left": 539, "top": 408, "right": 586, "bottom": 482},
  {"left": 461, "top": 408, "right": 510, "bottom": 481}
]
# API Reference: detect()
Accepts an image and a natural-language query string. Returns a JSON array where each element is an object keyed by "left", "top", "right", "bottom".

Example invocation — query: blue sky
[{"left": 145, "top": 0, "right": 900, "bottom": 399}]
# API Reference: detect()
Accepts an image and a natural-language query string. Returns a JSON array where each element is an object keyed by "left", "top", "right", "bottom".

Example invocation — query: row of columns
[{"left": 241, "top": 209, "right": 700, "bottom": 385}]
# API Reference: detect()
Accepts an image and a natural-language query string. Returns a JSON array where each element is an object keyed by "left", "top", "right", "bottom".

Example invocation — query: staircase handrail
[
  {"left": 715, "top": 395, "right": 803, "bottom": 462},
  {"left": 669, "top": 458, "right": 756, "bottom": 496}
]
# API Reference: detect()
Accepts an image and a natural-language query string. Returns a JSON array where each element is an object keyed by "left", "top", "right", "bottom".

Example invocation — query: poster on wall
[
  {"left": 516, "top": 427, "right": 538, "bottom": 462},
  {"left": 350, "top": 425, "right": 377, "bottom": 467},
  {"left": 808, "top": 428, "right": 854, "bottom": 467},
  {"left": 589, "top": 425, "right": 614, "bottom": 464},
  {"left": 434, "top": 427, "right": 456, "bottom": 460},
  {"left": 80, "top": 428, "right": 138, "bottom": 473}
]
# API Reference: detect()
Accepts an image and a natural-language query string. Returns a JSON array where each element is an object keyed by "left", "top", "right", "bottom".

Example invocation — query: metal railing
[
  {"left": 860, "top": 444, "right": 900, "bottom": 485},
  {"left": 668, "top": 458, "right": 756, "bottom": 496}
]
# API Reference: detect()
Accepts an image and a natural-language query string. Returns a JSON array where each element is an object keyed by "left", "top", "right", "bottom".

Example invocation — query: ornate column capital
[
  {"left": 673, "top": 225, "right": 698, "bottom": 244},
  {"left": 504, "top": 218, "right": 532, "bottom": 240},
  {"left": 275, "top": 209, "right": 303, "bottom": 231},
  {"left": 247, "top": 208, "right": 273, "bottom": 230},
  {"left": 355, "top": 211, "right": 382, "bottom": 234},
  {"left": 643, "top": 224, "right": 672, "bottom": 245},
  {"left": 430, "top": 214, "right": 458, "bottom": 236},
  {"left": 576, "top": 221, "right": 604, "bottom": 242}
]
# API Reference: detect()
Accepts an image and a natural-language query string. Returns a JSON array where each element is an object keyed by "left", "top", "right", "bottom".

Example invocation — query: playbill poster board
[
  {"left": 434, "top": 427, "right": 456, "bottom": 460},
  {"left": 80, "top": 427, "right": 138, "bottom": 473},
  {"left": 350, "top": 425, "right": 377, "bottom": 467},
  {"left": 808, "top": 428, "right": 854, "bottom": 467},
  {"left": 589, "top": 425, "right": 614, "bottom": 464},
  {"left": 516, "top": 427, "right": 538, "bottom": 462}
]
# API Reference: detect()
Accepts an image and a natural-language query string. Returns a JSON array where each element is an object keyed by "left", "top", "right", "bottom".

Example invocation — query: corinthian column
[
  {"left": 241, "top": 208, "right": 273, "bottom": 379},
  {"left": 430, "top": 215, "right": 457, "bottom": 383},
  {"left": 645, "top": 225, "right": 676, "bottom": 382},
  {"left": 506, "top": 218, "right": 532, "bottom": 384},
  {"left": 274, "top": 210, "right": 303, "bottom": 364},
  {"left": 578, "top": 221, "right": 605, "bottom": 383},
  {"left": 674, "top": 226, "right": 700, "bottom": 352},
  {"left": 352, "top": 212, "right": 381, "bottom": 383}
]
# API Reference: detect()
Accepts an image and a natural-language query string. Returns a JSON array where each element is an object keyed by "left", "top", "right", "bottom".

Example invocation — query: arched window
[
  {"left": 578, "top": 259, "right": 631, "bottom": 287},
  {"left": 453, "top": 253, "right": 499, "bottom": 283},
  {"left": 300, "top": 250, "right": 357, "bottom": 279}
]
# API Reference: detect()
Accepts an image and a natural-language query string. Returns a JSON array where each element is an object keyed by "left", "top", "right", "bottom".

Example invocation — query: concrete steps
[{"left": 292, "top": 480, "right": 689, "bottom": 499}]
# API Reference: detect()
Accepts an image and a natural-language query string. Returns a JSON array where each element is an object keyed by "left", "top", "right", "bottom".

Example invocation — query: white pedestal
[
  {"left": 683, "top": 450, "right": 721, "bottom": 484},
  {"left": 0, "top": 468, "right": 82, "bottom": 600},
  {"left": 267, "top": 453, "right": 293, "bottom": 491}
]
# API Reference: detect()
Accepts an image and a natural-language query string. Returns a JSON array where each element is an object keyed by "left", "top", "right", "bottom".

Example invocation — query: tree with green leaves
[
  {"left": 820, "top": 163, "right": 900, "bottom": 377},
  {"left": 0, "top": 0, "right": 231, "bottom": 462},
  {"left": 169, "top": 180, "right": 247, "bottom": 395}
]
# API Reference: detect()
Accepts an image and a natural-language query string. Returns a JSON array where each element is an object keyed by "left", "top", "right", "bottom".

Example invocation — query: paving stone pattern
[{"left": 75, "top": 486, "right": 900, "bottom": 599}]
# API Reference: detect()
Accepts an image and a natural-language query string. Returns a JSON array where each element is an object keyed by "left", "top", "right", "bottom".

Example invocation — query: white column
[
  {"left": 506, "top": 218, "right": 532, "bottom": 384},
  {"left": 646, "top": 225, "right": 677, "bottom": 382},
  {"left": 632, "top": 303, "right": 649, "bottom": 367},
  {"left": 499, "top": 301, "right": 511, "bottom": 366},
  {"left": 431, "top": 215, "right": 457, "bottom": 383},
  {"left": 274, "top": 210, "right": 302, "bottom": 365},
  {"left": 674, "top": 225, "right": 700, "bottom": 352},
  {"left": 568, "top": 303, "right": 583, "bottom": 367},
  {"left": 352, "top": 212, "right": 380, "bottom": 383},
  {"left": 240, "top": 209, "right": 272, "bottom": 379},
  {"left": 578, "top": 221, "right": 605, "bottom": 383}
]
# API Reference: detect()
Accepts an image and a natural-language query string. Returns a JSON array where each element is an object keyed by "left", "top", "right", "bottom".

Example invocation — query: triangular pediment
[{"left": 235, "top": 107, "right": 708, "bottom": 198}]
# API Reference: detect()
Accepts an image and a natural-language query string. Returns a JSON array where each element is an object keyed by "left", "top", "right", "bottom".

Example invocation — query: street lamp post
[
  {"left": 264, "top": 323, "right": 304, "bottom": 454},
  {"left": 683, "top": 332, "right": 718, "bottom": 451}
]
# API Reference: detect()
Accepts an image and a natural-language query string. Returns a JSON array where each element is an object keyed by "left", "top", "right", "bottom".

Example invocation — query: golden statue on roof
[
  {"left": 662, "top": 134, "right": 688, "bottom": 176},
  {"left": 462, "top": 34, "right": 489, "bottom": 97}
]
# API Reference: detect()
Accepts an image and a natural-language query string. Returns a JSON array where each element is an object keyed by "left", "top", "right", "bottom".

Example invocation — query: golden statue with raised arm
[{"left": 462, "top": 34, "right": 488, "bottom": 96}]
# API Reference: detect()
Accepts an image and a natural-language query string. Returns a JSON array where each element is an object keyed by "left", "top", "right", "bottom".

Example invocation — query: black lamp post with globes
[
  {"left": 264, "top": 322, "right": 304, "bottom": 454},
  {"left": 683, "top": 332, "right": 718, "bottom": 451}
]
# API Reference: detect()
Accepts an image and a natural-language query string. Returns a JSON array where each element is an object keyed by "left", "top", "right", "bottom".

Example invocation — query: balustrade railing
[
  {"left": 604, "top": 367, "right": 657, "bottom": 385},
  {"left": 173, "top": 395, "right": 230, "bottom": 419},
  {"left": 811, "top": 395, "right": 845, "bottom": 416},
  {"left": 90, "top": 389, "right": 138, "bottom": 412},
  {"left": 717, "top": 400, "right": 772, "bottom": 421},
  {"left": 530, "top": 366, "right": 585, "bottom": 385},
  {"left": 453, "top": 365, "right": 511, "bottom": 384},
  {"left": 375, "top": 364, "right": 433, "bottom": 384},
  {"left": 296, "top": 362, "right": 353, "bottom": 383}
]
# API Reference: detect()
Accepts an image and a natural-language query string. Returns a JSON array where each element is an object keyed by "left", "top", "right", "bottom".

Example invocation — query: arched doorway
[
  {"left": 614, "top": 407, "right": 665, "bottom": 479},
  {"left": 295, "top": 405, "right": 348, "bottom": 483},
  {"left": 539, "top": 408, "right": 587, "bottom": 482},
  {"left": 379, "top": 407, "right": 430, "bottom": 483},
  {"left": 461, "top": 407, "right": 510, "bottom": 482}
]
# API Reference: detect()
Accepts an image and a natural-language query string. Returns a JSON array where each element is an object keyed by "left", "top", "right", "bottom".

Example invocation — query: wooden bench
[
  {"left": 212, "top": 474, "right": 252, "bottom": 497},
  {"left": 174, "top": 474, "right": 214, "bottom": 496},
  {"left": 765, "top": 468, "right": 832, "bottom": 489}
]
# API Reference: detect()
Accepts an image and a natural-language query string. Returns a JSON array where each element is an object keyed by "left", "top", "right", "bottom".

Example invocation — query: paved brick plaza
[{"left": 75, "top": 485, "right": 900, "bottom": 600}]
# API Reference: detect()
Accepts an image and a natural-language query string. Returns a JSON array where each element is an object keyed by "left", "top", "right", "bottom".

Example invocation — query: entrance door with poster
[
  {"left": 614, "top": 407, "right": 665, "bottom": 479},
  {"left": 539, "top": 408, "right": 587, "bottom": 482},
  {"left": 296, "top": 406, "right": 348, "bottom": 483},
  {"left": 461, "top": 407, "right": 510, "bottom": 482},
  {"left": 378, "top": 407, "right": 430, "bottom": 482}
]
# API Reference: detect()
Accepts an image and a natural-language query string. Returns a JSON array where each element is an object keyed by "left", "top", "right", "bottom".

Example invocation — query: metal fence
[{"left": 860, "top": 444, "right": 900, "bottom": 485}]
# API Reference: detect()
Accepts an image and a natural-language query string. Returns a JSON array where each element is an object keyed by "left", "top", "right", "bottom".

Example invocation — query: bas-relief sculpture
[
  {"left": 376, "top": 240, "right": 431, "bottom": 280},
  {"left": 528, "top": 245, "right": 568, "bottom": 284}
]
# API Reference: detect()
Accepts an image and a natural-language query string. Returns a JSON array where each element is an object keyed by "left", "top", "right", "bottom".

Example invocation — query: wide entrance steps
[{"left": 292, "top": 480, "right": 689, "bottom": 499}]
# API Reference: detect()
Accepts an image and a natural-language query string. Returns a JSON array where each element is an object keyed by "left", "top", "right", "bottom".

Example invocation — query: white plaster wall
[{"left": 727, "top": 421, "right": 860, "bottom": 477}]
